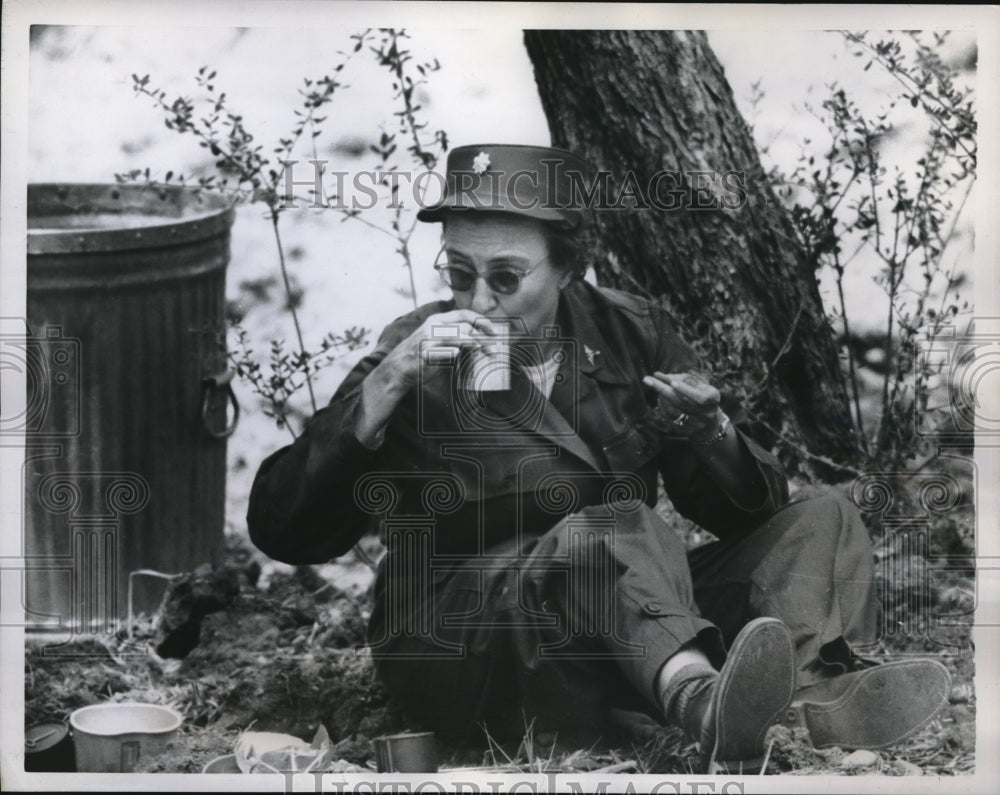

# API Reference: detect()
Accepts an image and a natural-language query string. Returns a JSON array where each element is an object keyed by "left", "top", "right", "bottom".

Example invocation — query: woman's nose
[{"left": 469, "top": 275, "right": 497, "bottom": 314}]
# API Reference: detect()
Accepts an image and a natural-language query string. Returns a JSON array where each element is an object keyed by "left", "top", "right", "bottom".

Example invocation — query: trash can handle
[{"left": 200, "top": 369, "right": 240, "bottom": 439}]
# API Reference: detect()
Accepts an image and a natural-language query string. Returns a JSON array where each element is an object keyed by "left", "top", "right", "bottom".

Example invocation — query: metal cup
[
  {"left": 461, "top": 321, "right": 510, "bottom": 392},
  {"left": 372, "top": 731, "right": 438, "bottom": 773}
]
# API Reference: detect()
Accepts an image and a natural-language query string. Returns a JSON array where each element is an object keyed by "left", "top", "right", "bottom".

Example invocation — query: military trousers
[{"left": 369, "top": 491, "right": 880, "bottom": 741}]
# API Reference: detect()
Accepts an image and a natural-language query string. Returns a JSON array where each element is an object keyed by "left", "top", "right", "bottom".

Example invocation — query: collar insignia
[{"left": 584, "top": 344, "right": 600, "bottom": 366}]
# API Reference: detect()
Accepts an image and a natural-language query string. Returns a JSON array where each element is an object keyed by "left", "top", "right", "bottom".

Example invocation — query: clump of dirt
[
  {"left": 763, "top": 725, "right": 846, "bottom": 774},
  {"left": 154, "top": 560, "right": 254, "bottom": 658}
]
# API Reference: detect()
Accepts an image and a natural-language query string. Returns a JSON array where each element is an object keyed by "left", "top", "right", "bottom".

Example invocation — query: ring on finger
[{"left": 672, "top": 412, "right": 690, "bottom": 427}]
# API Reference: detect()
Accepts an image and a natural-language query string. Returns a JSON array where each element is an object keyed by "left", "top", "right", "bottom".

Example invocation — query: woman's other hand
[{"left": 642, "top": 371, "right": 724, "bottom": 440}]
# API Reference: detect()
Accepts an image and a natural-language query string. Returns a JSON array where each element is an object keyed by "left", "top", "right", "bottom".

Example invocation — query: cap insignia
[{"left": 472, "top": 151, "right": 491, "bottom": 175}]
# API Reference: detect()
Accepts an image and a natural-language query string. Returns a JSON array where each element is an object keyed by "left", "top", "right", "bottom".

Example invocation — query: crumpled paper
[{"left": 234, "top": 725, "right": 366, "bottom": 774}]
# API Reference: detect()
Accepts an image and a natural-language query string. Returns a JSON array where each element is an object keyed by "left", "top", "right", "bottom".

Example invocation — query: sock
[{"left": 657, "top": 662, "right": 719, "bottom": 740}]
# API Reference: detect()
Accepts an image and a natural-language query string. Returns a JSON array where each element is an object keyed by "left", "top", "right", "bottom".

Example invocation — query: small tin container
[
  {"left": 373, "top": 731, "right": 438, "bottom": 773},
  {"left": 24, "top": 720, "right": 75, "bottom": 772}
]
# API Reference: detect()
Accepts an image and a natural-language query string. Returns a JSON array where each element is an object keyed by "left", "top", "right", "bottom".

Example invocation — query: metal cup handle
[
  {"left": 120, "top": 740, "right": 141, "bottom": 772},
  {"left": 200, "top": 369, "right": 240, "bottom": 439}
]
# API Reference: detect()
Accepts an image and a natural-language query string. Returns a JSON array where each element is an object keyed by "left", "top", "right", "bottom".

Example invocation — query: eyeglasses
[{"left": 433, "top": 247, "right": 548, "bottom": 296}]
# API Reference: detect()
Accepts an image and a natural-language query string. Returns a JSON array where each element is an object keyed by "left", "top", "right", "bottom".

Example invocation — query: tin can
[
  {"left": 460, "top": 321, "right": 511, "bottom": 392},
  {"left": 24, "top": 720, "right": 75, "bottom": 772},
  {"left": 373, "top": 731, "right": 438, "bottom": 773}
]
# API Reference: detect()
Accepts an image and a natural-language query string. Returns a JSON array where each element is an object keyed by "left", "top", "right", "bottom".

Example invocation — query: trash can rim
[{"left": 28, "top": 182, "right": 236, "bottom": 255}]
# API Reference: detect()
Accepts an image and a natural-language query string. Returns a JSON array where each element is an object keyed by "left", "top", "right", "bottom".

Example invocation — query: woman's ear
[{"left": 558, "top": 271, "right": 574, "bottom": 290}]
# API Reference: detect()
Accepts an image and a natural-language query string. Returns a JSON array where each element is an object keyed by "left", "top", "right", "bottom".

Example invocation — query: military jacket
[{"left": 248, "top": 280, "right": 789, "bottom": 565}]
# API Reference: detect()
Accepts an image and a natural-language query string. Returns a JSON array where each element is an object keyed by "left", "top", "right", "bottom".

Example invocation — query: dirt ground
[{"left": 24, "top": 468, "right": 977, "bottom": 777}]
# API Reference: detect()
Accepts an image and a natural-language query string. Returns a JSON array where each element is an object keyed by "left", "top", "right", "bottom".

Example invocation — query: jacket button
[{"left": 646, "top": 602, "right": 663, "bottom": 614}]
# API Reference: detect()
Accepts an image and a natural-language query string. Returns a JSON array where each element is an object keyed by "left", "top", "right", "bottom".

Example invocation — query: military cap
[{"left": 417, "top": 144, "right": 596, "bottom": 227}]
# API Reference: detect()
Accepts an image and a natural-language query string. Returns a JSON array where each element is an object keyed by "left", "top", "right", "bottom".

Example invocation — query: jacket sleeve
[
  {"left": 246, "top": 316, "right": 420, "bottom": 565},
  {"left": 647, "top": 306, "right": 789, "bottom": 540}
]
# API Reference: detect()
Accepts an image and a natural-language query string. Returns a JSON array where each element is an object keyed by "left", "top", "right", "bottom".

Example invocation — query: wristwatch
[{"left": 690, "top": 412, "right": 731, "bottom": 445}]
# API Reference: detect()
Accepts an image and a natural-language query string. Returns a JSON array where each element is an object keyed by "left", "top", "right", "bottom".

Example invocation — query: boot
[
  {"left": 780, "top": 658, "right": 951, "bottom": 749},
  {"left": 699, "top": 617, "right": 796, "bottom": 772}
]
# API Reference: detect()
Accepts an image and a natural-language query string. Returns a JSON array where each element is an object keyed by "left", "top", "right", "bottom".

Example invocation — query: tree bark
[{"left": 524, "top": 29, "right": 859, "bottom": 471}]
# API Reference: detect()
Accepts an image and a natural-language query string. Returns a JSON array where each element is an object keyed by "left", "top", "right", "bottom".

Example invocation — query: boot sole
[
  {"left": 784, "top": 659, "right": 951, "bottom": 750},
  {"left": 704, "top": 617, "right": 796, "bottom": 771}
]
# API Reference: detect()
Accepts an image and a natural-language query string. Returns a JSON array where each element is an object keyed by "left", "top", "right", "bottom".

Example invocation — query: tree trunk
[{"left": 524, "top": 30, "right": 858, "bottom": 472}]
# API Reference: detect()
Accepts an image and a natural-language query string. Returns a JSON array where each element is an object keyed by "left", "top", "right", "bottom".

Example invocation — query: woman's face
[{"left": 442, "top": 213, "right": 570, "bottom": 338}]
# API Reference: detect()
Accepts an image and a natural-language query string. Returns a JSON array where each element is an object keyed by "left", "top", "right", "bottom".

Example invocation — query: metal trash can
[{"left": 23, "top": 183, "right": 237, "bottom": 636}]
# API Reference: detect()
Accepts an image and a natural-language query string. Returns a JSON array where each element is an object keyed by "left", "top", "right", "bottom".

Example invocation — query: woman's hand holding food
[{"left": 642, "top": 371, "right": 727, "bottom": 442}]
